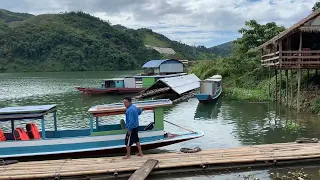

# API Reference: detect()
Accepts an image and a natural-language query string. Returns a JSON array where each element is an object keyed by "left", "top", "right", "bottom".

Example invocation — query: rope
[
  {"left": 164, "top": 120, "right": 195, "bottom": 133},
  {"left": 54, "top": 159, "right": 68, "bottom": 179}
]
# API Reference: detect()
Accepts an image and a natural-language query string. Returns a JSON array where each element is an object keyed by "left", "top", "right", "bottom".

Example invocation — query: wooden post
[
  {"left": 297, "top": 31, "right": 302, "bottom": 113},
  {"left": 268, "top": 67, "right": 271, "bottom": 99},
  {"left": 307, "top": 69, "right": 310, "bottom": 79},
  {"left": 286, "top": 70, "right": 288, "bottom": 106},
  {"left": 297, "top": 69, "right": 301, "bottom": 113},
  {"left": 316, "top": 69, "right": 318, "bottom": 76},
  {"left": 279, "top": 69, "right": 282, "bottom": 104},
  {"left": 279, "top": 40, "right": 283, "bottom": 104},
  {"left": 129, "top": 159, "right": 159, "bottom": 180},
  {"left": 275, "top": 69, "right": 278, "bottom": 101},
  {"left": 291, "top": 70, "right": 293, "bottom": 107}
]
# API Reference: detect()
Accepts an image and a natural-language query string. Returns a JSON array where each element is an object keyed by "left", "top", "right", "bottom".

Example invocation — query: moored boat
[
  {"left": 0, "top": 99, "right": 203, "bottom": 160},
  {"left": 195, "top": 75, "right": 222, "bottom": 103},
  {"left": 75, "top": 74, "right": 186, "bottom": 95},
  {"left": 75, "top": 59, "right": 187, "bottom": 95}
]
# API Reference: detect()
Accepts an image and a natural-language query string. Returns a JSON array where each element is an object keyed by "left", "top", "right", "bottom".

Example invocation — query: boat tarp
[
  {"left": 88, "top": 99, "right": 172, "bottom": 115},
  {"left": 145, "top": 74, "right": 200, "bottom": 95}
]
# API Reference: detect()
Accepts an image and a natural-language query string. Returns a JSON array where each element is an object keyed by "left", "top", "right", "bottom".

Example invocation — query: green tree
[
  {"left": 312, "top": 2, "right": 320, "bottom": 11},
  {"left": 234, "top": 20, "right": 285, "bottom": 54}
]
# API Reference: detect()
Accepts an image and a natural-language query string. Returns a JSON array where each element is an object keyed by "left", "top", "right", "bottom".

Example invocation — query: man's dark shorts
[{"left": 125, "top": 127, "right": 139, "bottom": 146}]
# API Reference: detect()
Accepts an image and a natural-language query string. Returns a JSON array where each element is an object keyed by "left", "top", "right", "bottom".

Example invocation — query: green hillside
[
  {"left": 0, "top": 10, "right": 233, "bottom": 72},
  {"left": 135, "top": 28, "right": 232, "bottom": 60},
  {"left": 210, "top": 41, "right": 233, "bottom": 56},
  {"left": 0, "top": 9, "right": 33, "bottom": 23},
  {"left": 0, "top": 11, "right": 161, "bottom": 72}
]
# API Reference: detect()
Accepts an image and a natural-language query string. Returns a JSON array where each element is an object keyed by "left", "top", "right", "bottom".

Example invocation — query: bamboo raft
[{"left": 1, "top": 142, "right": 320, "bottom": 180}]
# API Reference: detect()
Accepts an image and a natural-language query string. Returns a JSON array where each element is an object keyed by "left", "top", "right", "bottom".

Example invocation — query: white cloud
[{"left": 0, "top": 0, "right": 318, "bottom": 47}]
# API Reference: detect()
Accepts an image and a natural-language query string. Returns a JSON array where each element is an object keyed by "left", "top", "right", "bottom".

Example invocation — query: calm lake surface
[{"left": 1, "top": 71, "right": 320, "bottom": 179}]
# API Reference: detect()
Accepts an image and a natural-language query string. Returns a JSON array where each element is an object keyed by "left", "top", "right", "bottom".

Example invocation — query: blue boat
[
  {"left": 195, "top": 75, "right": 222, "bottom": 103},
  {"left": 0, "top": 99, "right": 203, "bottom": 160}
]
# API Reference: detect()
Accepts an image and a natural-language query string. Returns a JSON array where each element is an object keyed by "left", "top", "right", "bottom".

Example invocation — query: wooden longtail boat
[{"left": 0, "top": 99, "right": 203, "bottom": 160}]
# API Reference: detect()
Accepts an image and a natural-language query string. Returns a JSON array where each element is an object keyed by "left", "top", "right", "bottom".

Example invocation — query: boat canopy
[
  {"left": 88, "top": 99, "right": 172, "bottom": 117},
  {"left": 103, "top": 78, "right": 124, "bottom": 81},
  {"left": 0, "top": 105, "right": 57, "bottom": 121},
  {"left": 0, "top": 104, "right": 57, "bottom": 139}
]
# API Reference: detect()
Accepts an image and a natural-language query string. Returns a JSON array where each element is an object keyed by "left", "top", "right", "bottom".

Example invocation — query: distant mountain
[
  {"left": 0, "top": 9, "right": 33, "bottom": 23},
  {"left": 209, "top": 41, "right": 234, "bottom": 57}
]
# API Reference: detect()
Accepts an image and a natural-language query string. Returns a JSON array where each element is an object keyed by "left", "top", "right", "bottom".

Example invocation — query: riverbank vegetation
[
  {"left": 0, "top": 9, "right": 229, "bottom": 73},
  {"left": 191, "top": 15, "right": 320, "bottom": 113},
  {"left": 192, "top": 20, "right": 285, "bottom": 101}
]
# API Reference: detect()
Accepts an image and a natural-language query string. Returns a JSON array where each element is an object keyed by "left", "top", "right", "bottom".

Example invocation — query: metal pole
[
  {"left": 41, "top": 117, "right": 46, "bottom": 139},
  {"left": 90, "top": 115, "right": 94, "bottom": 133},
  {"left": 96, "top": 117, "right": 99, "bottom": 131}
]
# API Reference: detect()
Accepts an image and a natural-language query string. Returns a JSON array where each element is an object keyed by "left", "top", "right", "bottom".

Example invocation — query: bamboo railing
[{"left": 261, "top": 50, "right": 320, "bottom": 68}]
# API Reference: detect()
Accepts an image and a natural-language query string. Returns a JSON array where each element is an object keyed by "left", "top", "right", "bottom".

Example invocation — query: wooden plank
[
  {"left": 282, "top": 56, "right": 320, "bottom": 59},
  {"left": 262, "top": 56, "right": 280, "bottom": 62},
  {"left": 128, "top": 159, "right": 159, "bottom": 180},
  {"left": 261, "top": 51, "right": 279, "bottom": 58}
]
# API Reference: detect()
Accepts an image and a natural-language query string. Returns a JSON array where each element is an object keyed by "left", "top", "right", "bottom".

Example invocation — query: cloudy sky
[{"left": 0, "top": 0, "right": 318, "bottom": 47}]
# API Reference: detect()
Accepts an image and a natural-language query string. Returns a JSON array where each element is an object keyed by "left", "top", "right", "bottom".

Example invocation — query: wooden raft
[{"left": 2, "top": 142, "right": 320, "bottom": 180}]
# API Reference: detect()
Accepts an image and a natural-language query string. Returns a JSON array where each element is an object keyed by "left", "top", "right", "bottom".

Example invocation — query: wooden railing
[{"left": 261, "top": 50, "right": 320, "bottom": 68}]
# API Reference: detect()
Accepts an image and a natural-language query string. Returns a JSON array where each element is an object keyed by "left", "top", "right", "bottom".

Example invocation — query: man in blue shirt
[{"left": 123, "top": 97, "right": 143, "bottom": 159}]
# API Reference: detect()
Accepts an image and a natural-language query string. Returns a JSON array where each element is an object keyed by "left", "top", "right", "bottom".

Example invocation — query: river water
[{"left": 1, "top": 71, "right": 320, "bottom": 179}]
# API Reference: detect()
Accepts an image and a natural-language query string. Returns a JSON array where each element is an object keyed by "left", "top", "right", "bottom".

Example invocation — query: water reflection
[{"left": 194, "top": 97, "right": 222, "bottom": 120}]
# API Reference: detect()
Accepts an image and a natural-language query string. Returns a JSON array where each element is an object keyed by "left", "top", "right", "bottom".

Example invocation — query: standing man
[{"left": 123, "top": 97, "right": 143, "bottom": 159}]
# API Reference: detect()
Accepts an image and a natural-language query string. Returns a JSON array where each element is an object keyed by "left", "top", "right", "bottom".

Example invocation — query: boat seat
[
  {"left": 26, "top": 123, "right": 41, "bottom": 139},
  {"left": 0, "top": 129, "right": 6, "bottom": 141},
  {"left": 13, "top": 128, "right": 30, "bottom": 141}
]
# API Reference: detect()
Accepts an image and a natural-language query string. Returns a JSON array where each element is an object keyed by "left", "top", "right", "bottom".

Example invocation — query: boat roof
[
  {"left": 142, "top": 59, "right": 182, "bottom": 68},
  {"left": 88, "top": 99, "right": 172, "bottom": 116},
  {"left": 0, "top": 104, "right": 57, "bottom": 121},
  {"left": 127, "top": 73, "right": 187, "bottom": 78},
  {"left": 103, "top": 78, "right": 124, "bottom": 81},
  {"left": 203, "top": 75, "right": 222, "bottom": 82}
]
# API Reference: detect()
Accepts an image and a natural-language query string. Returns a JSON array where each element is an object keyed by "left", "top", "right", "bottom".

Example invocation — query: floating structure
[
  {"left": 75, "top": 59, "right": 187, "bottom": 95},
  {"left": 137, "top": 74, "right": 200, "bottom": 102},
  {"left": 0, "top": 100, "right": 203, "bottom": 160},
  {"left": 2, "top": 142, "right": 320, "bottom": 179},
  {"left": 142, "top": 59, "right": 185, "bottom": 75},
  {"left": 75, "top": 73, "right": 186, "bottom": 95},
  {"left": 195, "top": 75, "right": 222, "bottom": 103},
  {"left": 259, "top": 9, "right": 320, "bottom": 113}
]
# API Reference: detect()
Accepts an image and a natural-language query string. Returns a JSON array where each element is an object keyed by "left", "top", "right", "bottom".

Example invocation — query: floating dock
[{"left": 1, "top": 142, "right": 320, "bottom": 179}]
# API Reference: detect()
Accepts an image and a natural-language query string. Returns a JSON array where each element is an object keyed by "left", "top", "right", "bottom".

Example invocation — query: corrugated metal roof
[
  {"left": 156, "top": 74, "right": 200, "bottom": 95},
  {"left": 142, "top": 59, "right": 182, "bottom": 68}
]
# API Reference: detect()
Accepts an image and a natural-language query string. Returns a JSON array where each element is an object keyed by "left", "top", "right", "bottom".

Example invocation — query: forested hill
[
  {"left": 0, "top": 10, "right": 232, "bottom": 72},
  {"left": 0, "top": 9, "right": 33, "bottom": 23}
]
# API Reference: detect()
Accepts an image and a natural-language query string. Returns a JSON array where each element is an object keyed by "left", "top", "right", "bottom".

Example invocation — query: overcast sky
[{"left": 0, "top": 0, "right": 317, "bottom": 47}]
